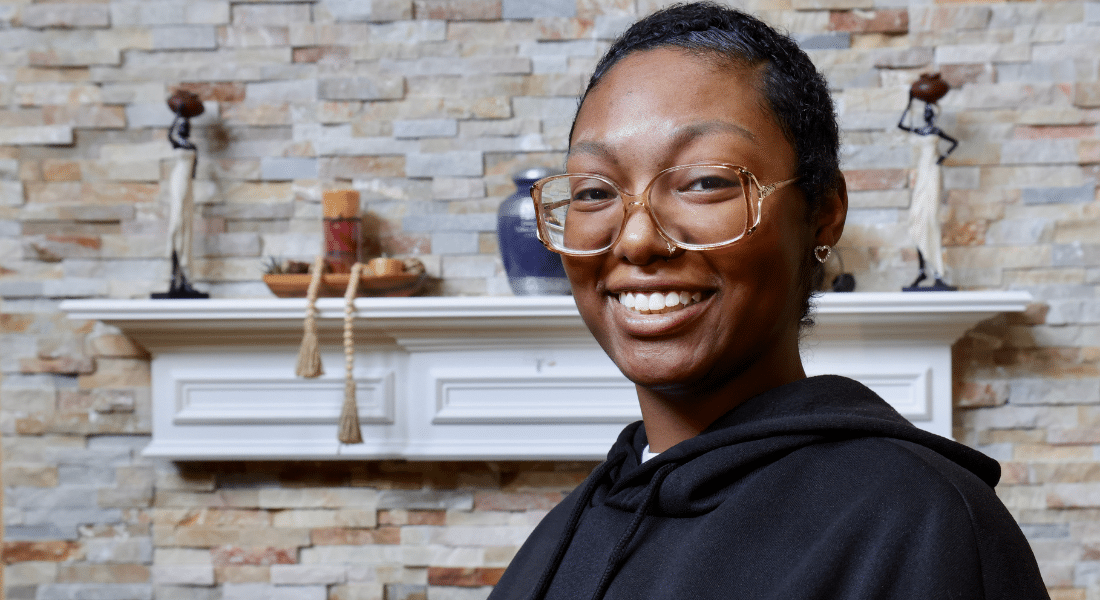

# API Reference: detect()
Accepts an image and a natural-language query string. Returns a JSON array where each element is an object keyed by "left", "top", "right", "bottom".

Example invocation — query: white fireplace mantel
[{"left": 61, "top": 291, "right": 1032, "bottom": 460}]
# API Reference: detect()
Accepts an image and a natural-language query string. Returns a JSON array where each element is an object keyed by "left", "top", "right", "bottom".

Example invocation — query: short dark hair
[{"left": 571, "top": 2, "right": 841, "bottom": 326}]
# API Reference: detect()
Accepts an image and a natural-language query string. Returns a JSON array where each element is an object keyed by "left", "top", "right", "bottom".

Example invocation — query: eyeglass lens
[{"left": 537, "top": 165, "right": 753, "bottom": 253}]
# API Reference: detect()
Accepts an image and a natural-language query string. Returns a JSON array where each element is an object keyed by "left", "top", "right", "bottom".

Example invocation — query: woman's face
[{"left": 564, "top": 48, "right": 842, "bottom": 400}]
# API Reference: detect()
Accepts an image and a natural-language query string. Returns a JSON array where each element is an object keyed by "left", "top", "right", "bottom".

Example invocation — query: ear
[{"left": 815, "top": 170, "right": 847, "bottom": 247}]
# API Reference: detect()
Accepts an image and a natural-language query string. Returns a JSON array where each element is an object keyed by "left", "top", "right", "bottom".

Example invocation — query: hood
[
  {"left": 596, "top": 375, "right": 1000, "bottom": 517},
  {"left": 515, "top": 375, "right": 1005, "bottom": 600}
]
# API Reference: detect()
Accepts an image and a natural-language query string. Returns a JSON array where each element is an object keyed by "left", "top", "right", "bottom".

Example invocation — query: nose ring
[{"left": 666, "top": 241, "right": 675, "bottom": 256}]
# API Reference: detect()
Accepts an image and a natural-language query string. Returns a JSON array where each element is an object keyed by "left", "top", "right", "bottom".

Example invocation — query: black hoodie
[{"left": 489, "top": 375, "right": 1049, "bottom": 600}]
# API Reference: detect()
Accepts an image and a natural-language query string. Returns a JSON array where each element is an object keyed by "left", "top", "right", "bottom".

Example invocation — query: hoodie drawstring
[
  {"left": 589, "top": 462, "right": 676, "bottom": 600},
  {"left": 527, "top": 453, "right": 627, "bottom": 600}
]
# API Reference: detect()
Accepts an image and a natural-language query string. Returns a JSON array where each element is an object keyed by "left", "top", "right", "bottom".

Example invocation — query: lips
[{"left": 617, "top": 290, "right": 704, "bottom": 314}]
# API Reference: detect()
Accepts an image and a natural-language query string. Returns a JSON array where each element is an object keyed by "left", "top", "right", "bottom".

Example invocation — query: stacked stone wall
[{"left": 0, "top": 0, "right": 1098, "bottom": 598}]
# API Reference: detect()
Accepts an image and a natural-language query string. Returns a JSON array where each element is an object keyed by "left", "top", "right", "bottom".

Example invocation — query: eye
[
  {"left": 683, "top": 175, "right": 738, "bottom": 192},
  {"left": 663, "top": 167, "right": 746, "bottom": 207},
  {"left": 572, "top": 186, "right": 615, "bottom": 202},
  {"left": 567, "top": 178, "right": 619, "bottom": 209}
]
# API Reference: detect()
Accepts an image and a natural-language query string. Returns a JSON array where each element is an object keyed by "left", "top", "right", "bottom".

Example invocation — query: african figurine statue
[
  {"left": 898, "top": 74, "right": 958, "bottom": 292},
  {"left": 153, "top": 90, "right": 208, "bottom": 299}
]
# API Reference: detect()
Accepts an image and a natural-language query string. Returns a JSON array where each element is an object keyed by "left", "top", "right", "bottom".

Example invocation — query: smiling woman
[
  {"left": 559, "top": 48, "right": 830, "bottom": 446},
  {"left": 488, "top": 3, "right": 1050, "bottom": 600}
]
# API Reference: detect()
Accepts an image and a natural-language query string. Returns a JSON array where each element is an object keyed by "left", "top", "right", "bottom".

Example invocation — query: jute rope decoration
[
  {"left": 294, "top": 255, "right": 365, "bottom": 444},
  {"left": 338, "top": 262, "right": 365, "bottom": 444},
  {"left": 294, "top": 255, "right": 326, "bottom": 379}
]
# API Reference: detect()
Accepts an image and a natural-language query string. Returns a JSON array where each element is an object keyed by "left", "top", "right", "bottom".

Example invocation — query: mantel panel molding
[{"left": 60, "top": 291, "right": 1033, "bottom": 460}]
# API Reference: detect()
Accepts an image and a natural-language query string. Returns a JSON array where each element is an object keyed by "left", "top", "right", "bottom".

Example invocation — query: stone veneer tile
[
  {"left": 424, "top": 585, "right": 494, "bottom": 600},
  {"left": 260, "top": 158, "right": 319, "bottom": 181},
  {"left": 1011, "top": 379, "right": 1100, "bottom": 405},
  {"left": 246, "top": 80, "right": 316, "bottom": 104},
  {"left": 0, "top": 125, "right": 73, "bottom": 145},
  {"left": 502, "top": 0, "right": 574, "bottom": 19},
  {"left": 231, "top": 4, "right": 312, "bottom": 26},
  {"left": 427, "top": 567, "right": 505, "bottom": 587},
  {"left": 84, "top": 538, "right": 154, "bottom": 564},
  {"left": 4, "top": 1, "right": 1100, "bottom": 598},
  {"left": 934, "top": 43, "right": 1030, "bottom": 64},
  {"left": 35, "top": 584, "right": 153, "bottom": 600},
  {"left": 152, "top": 26, "right": 218, "bottom": 50},
  {"left": 217, "top": 26, "right": 291, "bottom": 49},
  {"left": 431, "top": 232, "right": 479, "bottom": 255},
  {"left": 28, "top": 49, "right": 121, "bottom": 68},
  {"left": 154, "top": 587, "right": 221, "bottom": 600},
  {"left": 394, "top": 119, "right": 459, "bottom": 139},
  {"left": 220, "top": 584, "right": 326, "bottom": 600},
  {"left": 299, "top": 545, "right": 405, "bottom": 564},
  {"left": 377, "top": 490, "right": 475, "bottom": 510},
  {"left": 1075, "top": 83, "right": 1100, "bottom": 108},
  {"left": 405, "top": 152, "right": 484, "bottom": 178},
  {"left": 1023, "top": 184, "right": 1098, "bottom": 205},
  {"left": 1002, "top": 140, "right": 1081, "bottom": 165},
  {"left": 829, "top": 9, "right": 908, "bottom": 33},
  {"left": 999, "top": 62, "right": 1083, "bottom": 84},
  {"left": 152, "top": 566, "right": 215, "bottom": 586},
  {"left": 318, "top": 77, "right": 406, "bottom": 101},
  {"left": 793, "top": 0, "right": 872, "bottom": 8},
  {"left": 269, "top": 564, "right": 347, "bottom": 585},
  {"left": 19, "top": 4, "right": 110, "bottom": 29},
  {"left": 109, "top": 2, "right": 230, "bottom": 27}
]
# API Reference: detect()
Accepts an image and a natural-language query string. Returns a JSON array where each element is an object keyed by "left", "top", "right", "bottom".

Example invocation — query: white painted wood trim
[
  {"left": 60, "top": 291, "right": 1033, "bottom": 460},
  {"left": 61, "top": 291, "right": 1033, "bottom": 328}
]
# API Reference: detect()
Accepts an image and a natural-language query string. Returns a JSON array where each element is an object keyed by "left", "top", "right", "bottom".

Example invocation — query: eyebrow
[
  {"left": 677, "top": 120, "right": 757, "bottom": 144},
  {"left": 567, "top": 140, "right": 617, "bottom": 163},
  {"left": 567, "top": 120, "right": 758, "bottom": 162}
]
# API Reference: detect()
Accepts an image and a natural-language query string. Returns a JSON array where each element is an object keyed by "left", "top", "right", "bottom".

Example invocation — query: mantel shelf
[
  {"left": 62, "top": 291, "right": 1032, "bottom": 345},
  {"left": 60, "top": 291, "right": 1033, "bottom": 460}
]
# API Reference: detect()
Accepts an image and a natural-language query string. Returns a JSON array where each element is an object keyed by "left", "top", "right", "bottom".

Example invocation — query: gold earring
[{"left": 814, "top": 245, "right": 832, "bottom": 264}]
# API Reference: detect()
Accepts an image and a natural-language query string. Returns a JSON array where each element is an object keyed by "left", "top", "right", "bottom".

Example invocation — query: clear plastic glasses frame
[{"left": 530, "top": 163, "right": 798, "bottom": 257}]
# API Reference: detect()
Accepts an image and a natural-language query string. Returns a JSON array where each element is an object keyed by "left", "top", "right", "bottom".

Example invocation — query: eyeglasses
[{"left": 530, "top": 163, "right": 798, "bottom": 256}]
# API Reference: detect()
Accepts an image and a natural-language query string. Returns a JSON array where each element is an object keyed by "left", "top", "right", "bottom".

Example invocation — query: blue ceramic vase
[{"left": 497, "top": 167, "right": 571, "bottom": 295}]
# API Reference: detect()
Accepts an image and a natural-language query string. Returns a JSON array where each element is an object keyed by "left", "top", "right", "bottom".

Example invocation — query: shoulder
[
  {"left": 822, "top": 435, "right": 991, "bottom": 493},
  {"left": 738, "top": 435, "right": 987, "bottom": 531},
  {"left": 771, "top": 435, "right": 1004, "bottom": 529},
  {"left": 755, "top": 435, "right": 1049, "bottom": 598}
]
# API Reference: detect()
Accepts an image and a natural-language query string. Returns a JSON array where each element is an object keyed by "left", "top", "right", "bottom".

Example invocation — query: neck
[{"left": 637, "top": 345, "right": 806, "bottom": 453}]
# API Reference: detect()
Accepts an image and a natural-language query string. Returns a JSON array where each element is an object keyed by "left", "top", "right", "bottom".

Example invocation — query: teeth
[{"left": 616, "top": 290, "right": 704, "bottom": 314}]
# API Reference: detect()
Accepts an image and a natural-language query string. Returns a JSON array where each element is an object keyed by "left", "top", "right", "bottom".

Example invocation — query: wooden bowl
[{"left": 263, "top": 272, "right": 427, "bottom": 298}]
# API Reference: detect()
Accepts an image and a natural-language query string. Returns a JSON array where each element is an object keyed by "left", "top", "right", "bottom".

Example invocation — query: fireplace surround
[{"left": 61, "top": 291, "right": 1031, "bottom": 460}]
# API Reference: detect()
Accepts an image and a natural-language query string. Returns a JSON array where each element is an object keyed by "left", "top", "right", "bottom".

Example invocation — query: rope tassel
[
  {"left": 338, "top": 262, "right": 364, "bottom": 444},
  {"left": 295, "top": 255, "right": 326, "bottom": 379}
]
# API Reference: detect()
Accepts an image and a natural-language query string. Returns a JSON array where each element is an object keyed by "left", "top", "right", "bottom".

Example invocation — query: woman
[{"left": 489, "top": 3, "right": 1048, "bottom": 599}]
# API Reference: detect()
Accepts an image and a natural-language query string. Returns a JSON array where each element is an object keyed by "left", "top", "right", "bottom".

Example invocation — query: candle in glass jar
[{"left": 322, "top": 190, "right": 360, "bottom": 274}]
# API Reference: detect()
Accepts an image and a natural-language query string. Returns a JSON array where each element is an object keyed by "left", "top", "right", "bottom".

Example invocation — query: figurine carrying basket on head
[
  {"left": 898, "top": 73, "right": 959, "bottom": 292},
  {"left": 153, "top": 90, "right": 208, "bottom": 299}
]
